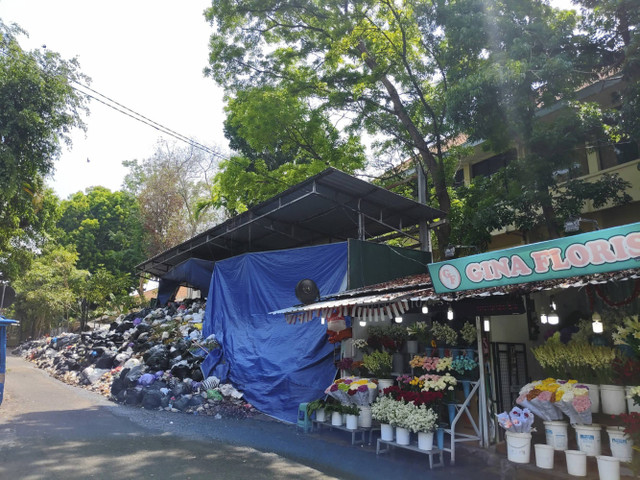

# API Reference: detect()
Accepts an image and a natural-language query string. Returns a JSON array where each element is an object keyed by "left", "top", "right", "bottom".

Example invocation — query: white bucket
[
  {"left": 406, "top": 340, "right": 418, "bottom": 354},
  {"left": 584, "top": 383, "right": 600, "bottom": 413},
  {"left": 380, "top": 423, "right": 394, "bottom": 441},
  {"left": 534, "top": 443, "right": 554, "bottom": 469},
  {"left": 574, "top": 423, "right": 602, "bottom": 456},
  {"left": 596, "top": 455, "right": 620, "bottom": 480},
  {"left": 358, "top": 405, "right": 372, "bottom": 428},
  {"left": 626, "top": 386, "right": 640, "bottom": 414},
  {"left": 315, "top": 408, "right": 326, "bottom": 422},
  {"left": 331, "top": 411, "right": 343, "bottom": 426},
  {"left": 377, "top": 378, "right": 394, "bottom": 396},
  {"left": 600, "top": 384, "right": 626, "bottom": 415},
  {"left": 544, "top": 420, "right": 568, "bottom": 450},
  {"left": 606, "top": 426, "right": 633, "bottom": 462},
  {"left": 346, "top": 414, "right": 358, "bottom": 430},
  {"left": 565, "top": 450, "right": 587, "bottom": 476},
  {"left": 505, "top": 431, "right": 531, "bottom": 464},
  {"left": 418, "top": 431, "right": 434, "bottom": 451},
  {"left": 396, "top": 427, "right": 411, "bottom": 445}
]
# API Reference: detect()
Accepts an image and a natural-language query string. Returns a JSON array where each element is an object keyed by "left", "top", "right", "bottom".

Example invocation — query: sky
[
  {"left": 2, "top": 1, "right": 578, "bottom": 200},
  {"left": 1, "top": 0, "right": 226, "bottom": 199}
]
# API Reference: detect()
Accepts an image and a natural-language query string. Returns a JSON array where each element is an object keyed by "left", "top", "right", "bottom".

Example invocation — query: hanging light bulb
[
  {"left": 447, "top": 306, "right": 454, "bottom": 321},
  {"left": 540, "top": 311, "right": 548, "bottom": 324},
  {"left": 320, "top": 317, "right": 325, "bottom": 325},
  {"left": 394, "top": 316, "right": 403, "bottom": 324},
  {"left": 359, "top": 319, "right": 366, "bottom": 327},
  {"left": 421, "top": 303, "right": 429, "bottom": 314},
  {"left": 483, "top": 318, "right": 491, "bottom": 332},
  {"left": 592, "top": 312, "right": 603, "bottom": 334},
  {"left": 547, "top": 309, "right": 559, "bottom": 325}
]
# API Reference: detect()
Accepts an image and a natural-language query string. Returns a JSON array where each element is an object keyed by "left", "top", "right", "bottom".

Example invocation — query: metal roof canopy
[{"left": 137, "top": 168, "right": 444, "bottom": 278}]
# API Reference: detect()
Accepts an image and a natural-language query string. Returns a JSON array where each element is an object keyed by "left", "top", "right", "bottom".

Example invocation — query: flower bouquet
[
  {"left": 497, "top": 406, "right": 535, "bottom": 433},
  {"left": 371, "top": 395, "right": 397, "bottom": 424},
  {"left": 383, "top": 385, "right": 444, "bottom": 408},
  {"left": 409, "top": 355, "right": 452, "bottom": 373},
  {"left": 362, "top": 350, "right": 393, "bottom": 379},
  {"left": 460, "top": 322, "right": 477, "bottom": 346},
  {"left": 612, "top": 315, "right": 640, "bottom": 357},
  {"left": 346, "top": 378, "right": 378, "bottom": 405},
  {"left": 325, "top": 377, "right": 355, "bottom": 404},
  {"left": 554, "top": 380, "right": 592, "bottom": 424},
  {"left": 516, "top": 379, "right": 563, "bottom": 421},
  {"left": 420, "top": 373, "right": 457, "bottom": 392},
  {"left": 431, "top": 322, "right": 458, "bottom": 346},
  {"left": 451, "top": 355, "right": 478, "bottom": 378}
]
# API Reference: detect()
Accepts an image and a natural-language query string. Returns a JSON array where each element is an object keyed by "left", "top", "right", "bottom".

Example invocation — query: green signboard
[{"left": 428, "top": 222, "right": 640, "bottom": 293}]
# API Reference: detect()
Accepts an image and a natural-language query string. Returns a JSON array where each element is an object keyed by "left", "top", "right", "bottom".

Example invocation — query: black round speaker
[{"left": 295, "top": 279, "right": 319, "bottom": 305}]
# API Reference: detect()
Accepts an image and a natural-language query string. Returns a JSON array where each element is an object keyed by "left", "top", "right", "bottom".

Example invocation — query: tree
[
  {"left": 123, "top": 140, "right": 223, "bottom": 256},
  {"left": 56, "top": 186, "right": 145, "bottom": 292},
  {"left": 0, "top": 21, "right": 87, "bottom": 261},
  {"left": 198, "top": 85, "right": 367, "bottom": 216},
  {"left": 445, "top": 0, "right": 634, "bottom": 242},
  {"left": 204, "top": 0, "right": 460, "bottom": 250},
  {"left": 13, "top": 244, "right": 87, "bottom": 339}
]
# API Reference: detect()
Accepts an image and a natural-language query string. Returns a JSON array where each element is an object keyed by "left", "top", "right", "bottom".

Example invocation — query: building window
[
  {"left": 471, "top": 149, "right": 517, "bottom": 179},
  {"left": 599, "top": 140, "right": 639, "bottom": 170}
]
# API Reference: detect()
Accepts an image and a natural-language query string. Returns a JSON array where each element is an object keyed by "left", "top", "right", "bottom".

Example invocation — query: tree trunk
[{"left": 357, "top": 42, "right": 452, "bottom": 255}]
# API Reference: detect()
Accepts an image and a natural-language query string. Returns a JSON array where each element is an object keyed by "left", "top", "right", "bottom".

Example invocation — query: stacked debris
[{"left": 15, "top": 300, "right": 256, "bottom": 419}]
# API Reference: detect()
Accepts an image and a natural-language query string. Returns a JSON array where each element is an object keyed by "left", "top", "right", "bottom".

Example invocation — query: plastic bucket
[
  {"left": 606, "top": 426, "right": 633, "bottom": 462},
  {"left": 346, "top": 414, "right": 358, "bottom": 430},
  {"left": 358, "top": 405, "right": 372, "bottom": 428},
  {"left": 565, "top": 450, "right": 587, "bottom": 476},
  {"left": 596, "top": 455, "right": 620, "bottom": 480},
  {"left": 380, "top": 423, "right": 394, "bottom": 441},
  {"left": 626, "top": 386, "right": 640, "bottom": 414},
  {"left": 418, "top": 431, "right": 434, "bottom": 451},
  {"left": 600, "top": 384, "right": 626, "bottom": 415},
  {"left": 331, "top": 411, "right": 343, "bottom": 426},
  {"left": 574, "top": 424, "right": 601, "bottom": 456},
  {"left": 396, "top": 427, "right": 410, "bottom": 445},
  {"left": 584, "top": 383, "right": 600, "bottom": 413},
  {"left": 544, "top": 420, "right": 568, "bottom": 450},
  {"left": 505, "top": 431, "right": 531, "bottom": 464},
  {"left": 534, "top": 443, "right": 554, "bottom": 469}
]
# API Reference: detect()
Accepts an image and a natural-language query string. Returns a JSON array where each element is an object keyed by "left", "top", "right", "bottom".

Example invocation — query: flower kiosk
[{"left": 277, "top": 222, "right": 640, "bottom": 476}]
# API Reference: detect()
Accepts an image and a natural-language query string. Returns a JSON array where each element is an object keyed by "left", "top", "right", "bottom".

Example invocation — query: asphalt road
[{"left": 0, "top": 355, "right": 498, "bottom": 480}]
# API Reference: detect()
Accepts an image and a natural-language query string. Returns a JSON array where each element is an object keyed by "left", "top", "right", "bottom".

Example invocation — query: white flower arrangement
[
  {"left": 387, "top": 400, "right": 414, "bottom": 428},
  {"left": 431, "top": 322, "right": 458, "bottom": 346},
  {"left": 398, "top": 403, "right": 438, "bottom": 433},
  {"left": 371, "top": 395, "right": 397, "bottom": 424},
  {"left": 352, "top": 338, "right": 368, "bottom": 351},
  {"left": 420, "top": 373, "right": 458, "bottom": 391}
]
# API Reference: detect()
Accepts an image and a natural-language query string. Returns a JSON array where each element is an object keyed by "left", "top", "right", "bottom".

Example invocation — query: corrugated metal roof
[
  {"left": 136, "top": 168, "right": 444, "bottom": 278},
  {"left": 275, "top": 267, "right": 640, "bottom": 323}
]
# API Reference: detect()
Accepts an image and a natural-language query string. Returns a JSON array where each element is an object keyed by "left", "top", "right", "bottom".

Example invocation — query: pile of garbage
[{"left": 14, "top": 300, "right": 256, "bottom": 419}]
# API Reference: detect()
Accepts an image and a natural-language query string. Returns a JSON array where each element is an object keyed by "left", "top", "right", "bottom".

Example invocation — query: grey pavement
[{"left": 0, "top": 354, "right": 556, "bottom": 479}]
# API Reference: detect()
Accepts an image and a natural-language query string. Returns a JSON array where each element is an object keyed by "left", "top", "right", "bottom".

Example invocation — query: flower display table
[
  {"left": 376, "top": 438, "right": 444, "bottom": 469},
  {"left": 312, "top": 420, "right": 379, "bottom": 446}
]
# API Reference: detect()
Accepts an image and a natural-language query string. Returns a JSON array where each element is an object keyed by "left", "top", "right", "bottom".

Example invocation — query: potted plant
[
  {"left": 430, "top": 322, "right": 458, "bottom": 353},
  {"left": 407, "top": 321, "right": 430, "bottom": 352},
  {"left": 402, "top": 403, "right": 439, "bottom": 450},
  {"left": 460, "top": 321, "right": 477, "bottom": 349},
  {"left": 371, "top": 396, "right": 397, "bottom": 441},
  {"left": 324, "top": 402, "right": 345, "bottom": 426},
  {"left": 306, "top": 399, "right": 326, "bottom": 422},
  {"left": 362, "top": 350, "right": 393, "bottom": 388}
]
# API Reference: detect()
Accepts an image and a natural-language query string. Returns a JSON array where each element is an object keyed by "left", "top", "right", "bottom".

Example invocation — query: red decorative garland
[{"left": 587, "top": 279, "right": 640, "bottom": 309}]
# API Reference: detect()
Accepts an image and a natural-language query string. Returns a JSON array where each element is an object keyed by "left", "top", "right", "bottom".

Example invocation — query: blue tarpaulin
[
  {"left": 203, "top": 243, "right": 348, "bottom": 423},
  {"left": 157, "top": 258, "right": 215, "bottom": 305}
]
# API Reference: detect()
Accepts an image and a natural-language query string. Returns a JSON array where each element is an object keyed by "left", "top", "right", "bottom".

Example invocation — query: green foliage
[
  {"left": 0, "top": 21, "right": 87, "bottom": 271},
  {"left": 362, "top": 350, "right": 392, "bottom": 379},
  {"left": 13, "top": 244, "right": 88, "bottom": 338},
  {"left": 204, "top": 0, "right": 458, "bottom": 247},
  {"left": 56, "top": 186, "right": 145, "bottom": 292},
  {"left": 198, "top": 85, "right": 366, "bottom": 216}
]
